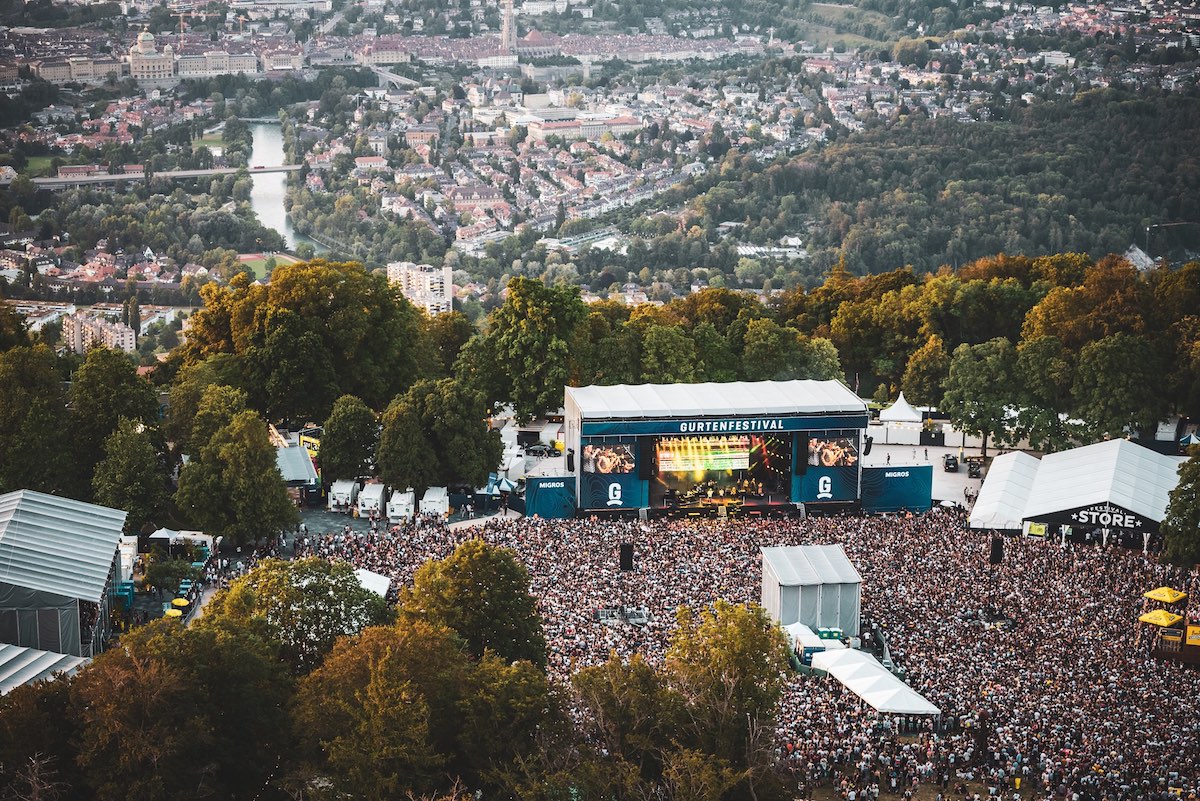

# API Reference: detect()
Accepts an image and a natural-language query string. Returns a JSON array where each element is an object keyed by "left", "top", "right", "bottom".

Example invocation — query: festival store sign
[
  {"left": 1034, "top": 501, "right": 1158, "bottom": 532},
  {"left": 581, "top": 415, "right": 869, "bottom": 437}
]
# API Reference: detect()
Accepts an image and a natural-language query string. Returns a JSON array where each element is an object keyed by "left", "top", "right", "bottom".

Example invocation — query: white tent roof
[
  {"left": 354, "top": 568, "right": 391, "bottom": 598},
  {"left": 566, "top": 380, "right": 866, "bottom": 419},
  {"left": 810, "top": 649, "right": 940, "bottom": 715},
  {"left": 968, "top": 440, "right": 1185, "bottom": 530},
  {"left": 0, "top": 643, "right": 88, "bottom": 695},
  {"left": 276, "top": 445, "right": 319, "bottom": 485},
  {"left": 969, "top": 451, "right": 1040, "bottom": 530},
  {"left": 763, "top": 545, "right": 862, "bottom": 587},
  {"left": 1023, "top": 439, "right": 1183, "bottom": 522},
  {"left": 0, "top": 490, "right": 125, "bottom": 601},
  {"left": 879, "top": 392, "right": 923, "bottom": 423}
]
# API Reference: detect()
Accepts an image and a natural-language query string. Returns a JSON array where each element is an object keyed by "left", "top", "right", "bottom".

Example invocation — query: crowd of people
[{"left": 291, "top": 507, "right": 1200, "bottom": 801}]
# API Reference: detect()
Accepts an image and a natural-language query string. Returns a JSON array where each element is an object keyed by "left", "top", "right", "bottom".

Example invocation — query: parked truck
[
  {"left": 387, "top": 489, "right": 416, "bottom": 524},
  {"left": 327, "top": 479, "right": 360, "bottom": 513},
  {"left": 357, "top": 482, "right": 387, "bottom": 519}
]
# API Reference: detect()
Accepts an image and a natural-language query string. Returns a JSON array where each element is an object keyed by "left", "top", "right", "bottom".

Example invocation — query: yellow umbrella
[
  {"left": 171, "top": 597, "right": 190, "bottom": 608},
  {"left": 1143, "top": 587, "right": 1188, "bottom": 604},
  {"left": 164, "top": 608, "right": 184, "bottom": 618},
  {"left": 1138, "top": 609, "right": 1183, "bottom": 627}
]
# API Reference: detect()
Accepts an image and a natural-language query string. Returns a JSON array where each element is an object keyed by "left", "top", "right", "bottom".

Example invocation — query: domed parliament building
[{"left": 128, "top": 29, "right": 174, "bottom": 82}]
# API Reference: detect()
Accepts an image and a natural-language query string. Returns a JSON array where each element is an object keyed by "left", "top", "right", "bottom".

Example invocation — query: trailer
[
  {"left": 420, "top": 486, "right": 450, "bottom": 519},
  {"left": 327, "top": 479, "right": 360, "bottom": 513},
  {"left": 358, "top": 483, "right": 388, "bottom": 518},
  {"left": 387, "top": 489, "right": 416, "bottom": 523}
]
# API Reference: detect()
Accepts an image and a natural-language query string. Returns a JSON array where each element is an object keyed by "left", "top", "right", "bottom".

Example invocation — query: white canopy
[
  {"left": 354, "top": 568, "right": 391, "bottom": 598},
  {"left": 879, "top": 392, "right": 923, "bottom": 423},
  {"left": 566, "top": 380, "right": 866, "bottom": 419},
  {"left": 969, "top": 451, "right": 1040, "bottom": 531},
  {"left": 810, "top": 649, "right": 940, "bottom": 715}
]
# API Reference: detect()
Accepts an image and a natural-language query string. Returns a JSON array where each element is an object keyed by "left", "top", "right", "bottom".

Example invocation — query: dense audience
[{"left": 294, "top": 508, "right": 1200, "bottom": 801}]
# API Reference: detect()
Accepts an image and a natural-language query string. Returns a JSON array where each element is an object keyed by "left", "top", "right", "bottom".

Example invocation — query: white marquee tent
[
  {"left": 810, "top": 649, "right": 940, "bottom": 715},
  {"left": 968, "top": 451, "right": 1040, "bottom": 531},
  {"left": 879, "top": 392, "right": 923, "bottom": 423},
  {"left": 969, "top": 440, "right": 1184, "bottom": 532},
  {"left": 762, "top": 545, "right": 862, "bottom": 636},
  {"left": 0, "top": 642, "right": 88, "bottom": 695}
]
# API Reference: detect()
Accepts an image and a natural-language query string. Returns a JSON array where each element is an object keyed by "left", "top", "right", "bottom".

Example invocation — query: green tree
[
  {"left": 401, "top": 539, "right": 546, "bottom": 667},
  {"left": 318, "top": 394, "right": 378, "bottom": 483},
  {"left": 1162, "top": 447, "right": 1200, "bottom": 568},
  {"left": 291, "top": 622, "right": 469, "bottom": 798},
  {"left": 377, "top": 378, "right": 502, "bottom": 495},
  {"left": 187, "top": 383, "right": 248, "bottom": 459},
  {"left": 796, "top": 335, "right": 844, "bottom": 381},
  {"left": 70, "top": 617, "right": 290, "bottom": 801},
  {"left": 0, "top": 302, "right": 30, "bottom": 352},
  {"left": 1070, "top": 333, "right": 1167, "bottom": 438},
  {"left": 423, "top": 310, "right": 477, "bottom": 377},
  {"left": 641, "top": 324, "right": 698, "bottom": 383},
  {"left": 1013, "top": 336, "right": 1076, "bottom": 452},
  {"left": 174, "top": 409, "right": 298, "bottom": 546},
  {"left": 0, "top": 679, "right": 82, "bottom": 795},
  {"left": 741, "top": 318, "right": 799, "bottom": 380},
  {"left": 572, "top": 653, "right": 681, "bottom": 793},
  {"left": 162, "top": 353, "right": 242, "bottom": 454},
  {"left": 93, "top": 417, "right": 169, "bottom": 534},
  {"left": 664, "top": 600, "right": 789, "bottom": 798},
  {"left": 0, "top": 346, "right": 69, "bottom": 494},
  {"left": 941, "top": 338, "right": 1019, "bottom": 456},
  {"left": 202, "top": 557, "right": 392, "bottom": 674},
  {"left": 902, "top": 335, "right": 950, "bottom": 407},
  {"left": 69, "top": 347, "right": 158, "bottom": 498},
  {"left": 466, "top": 276, "right": 586, "bottom": 421},
  {"left": 144, "top": 557, "right": 200, "bottom": 595}
]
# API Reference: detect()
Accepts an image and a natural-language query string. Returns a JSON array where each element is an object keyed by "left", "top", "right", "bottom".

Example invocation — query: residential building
[
  {"left": 387, "top": 261, "right": 453, "bottom": 315},
  {"left": 62, "top": 313, "right": 136, "bottom": 354}
]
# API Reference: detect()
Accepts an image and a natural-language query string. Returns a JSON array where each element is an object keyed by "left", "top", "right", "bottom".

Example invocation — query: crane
[
  {"left": 170, "top": 11, "right": 223, "bottom": 47},
  {"left": 235, "top": 14, "right": 250, "bottom": 33}
]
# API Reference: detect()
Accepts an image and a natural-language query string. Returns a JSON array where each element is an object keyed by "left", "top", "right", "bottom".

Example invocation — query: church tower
[{"left": 500, "top": 0, "right": 517, "bottom": 53}]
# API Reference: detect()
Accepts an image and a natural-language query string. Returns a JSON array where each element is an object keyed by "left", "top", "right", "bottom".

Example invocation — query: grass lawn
[
  {"left": 194, "top": 132, "right": 224, "bottom": 148},
  {"left": 23, "top": 156, "right": 57, "bottom": 177},
  {"left": 238, "top": 252, "right": 301, "bottom": 279}
]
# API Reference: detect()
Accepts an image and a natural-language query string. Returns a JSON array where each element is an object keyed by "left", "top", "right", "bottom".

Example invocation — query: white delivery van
[
  {"left": 358, "top": 483, "right": 387, "bottom": 518},
  {"left": 387, "top": 489, "right": 416, "bottom": 523},
  {"left": 327, "top": 479, "right": 360, "bottom": 513},
  {"left": 420, "top": 486, "right": 450, "bottom": 519}
]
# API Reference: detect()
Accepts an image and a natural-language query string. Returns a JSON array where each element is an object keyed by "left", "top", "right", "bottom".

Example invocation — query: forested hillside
[{"left": 686, "top": 90, "right": 1200, "bottom": 276}]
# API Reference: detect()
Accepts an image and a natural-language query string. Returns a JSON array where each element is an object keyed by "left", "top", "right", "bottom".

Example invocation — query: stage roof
[
  {"left": 0, "top": 490, "right": 125, "bottom": 601},
  {"left": 763, "top": 544, "right": 862, "bottom": 587},
  {"left": 565, "top": 380, "right": 867, "bottom": 420}
]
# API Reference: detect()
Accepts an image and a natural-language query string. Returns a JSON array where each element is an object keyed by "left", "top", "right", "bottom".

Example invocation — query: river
[{"left": 247, "top": 122, "right": 323, "bottom": 253}]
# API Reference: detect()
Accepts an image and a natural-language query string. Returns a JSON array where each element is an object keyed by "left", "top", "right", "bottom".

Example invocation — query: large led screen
[
  {"left": 657, "top": 435, "right": 751, "bottom": 473},
  {"left": 582, "top": 444, "right": 636, "bottom": 474}
]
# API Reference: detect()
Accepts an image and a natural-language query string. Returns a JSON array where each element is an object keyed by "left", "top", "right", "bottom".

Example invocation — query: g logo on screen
[
  {"left": 607, "top": 482, "right": 623, "bottom": 506},
  {"left": 817, "top": 475, "right": 833, "bottom": 500}
]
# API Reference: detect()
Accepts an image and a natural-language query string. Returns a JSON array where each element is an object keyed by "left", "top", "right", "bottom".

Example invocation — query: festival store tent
[
  {"left": 810, "top": 649, "right": 940, "bottom": 715},
  {"left": 969, "top": 451, "right": 1040, "bottom": 531}
]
